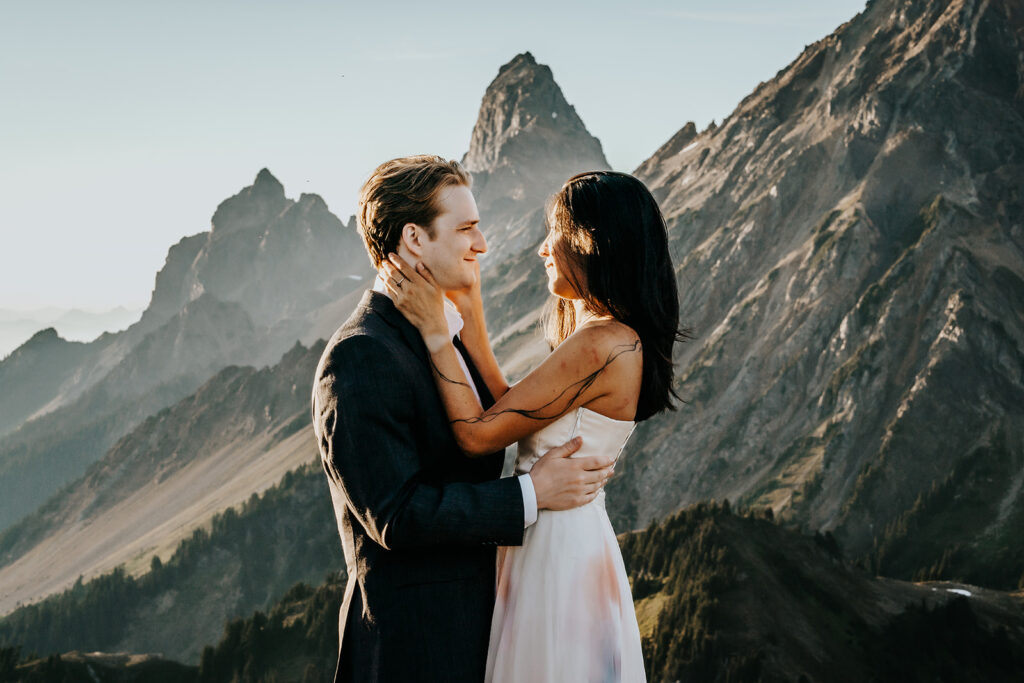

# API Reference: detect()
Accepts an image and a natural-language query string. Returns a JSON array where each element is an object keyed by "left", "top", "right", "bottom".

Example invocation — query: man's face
[{"left": 416, "top": 184, "right": 486, "bottom": 290}]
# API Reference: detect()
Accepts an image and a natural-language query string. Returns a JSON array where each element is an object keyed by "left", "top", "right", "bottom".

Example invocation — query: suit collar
[
  {"left": 359, "top": 290, "right": 430, "bottom": 367},
  {"left": 357, "top": 289, "right": 496, "bottom": 409}
]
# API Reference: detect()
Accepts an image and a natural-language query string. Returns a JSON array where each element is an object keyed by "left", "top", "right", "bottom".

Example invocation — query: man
[{"left": 311, "top": 155, "right": 616, "bottom": 682}]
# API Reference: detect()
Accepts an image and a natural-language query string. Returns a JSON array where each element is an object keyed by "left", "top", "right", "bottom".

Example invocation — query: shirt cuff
[{"left": 518, "top": 474, "right": 538, "bottom": 528}]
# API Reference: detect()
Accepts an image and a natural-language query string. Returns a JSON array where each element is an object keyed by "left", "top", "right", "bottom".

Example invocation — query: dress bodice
[{"left": 515, "top": 406, "right": 636, "bottom": 476}]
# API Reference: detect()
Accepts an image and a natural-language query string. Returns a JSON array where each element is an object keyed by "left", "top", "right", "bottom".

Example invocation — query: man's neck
[{"left": 371, "top": 272, "right": 464, "bottom": 337}]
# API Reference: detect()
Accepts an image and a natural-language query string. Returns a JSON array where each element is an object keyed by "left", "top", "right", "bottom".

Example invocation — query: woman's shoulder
[{"left": 558, "top": 319, "right": 642, "bottom": 368}]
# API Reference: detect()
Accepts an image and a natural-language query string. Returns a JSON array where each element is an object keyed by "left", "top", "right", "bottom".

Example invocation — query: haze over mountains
[
  {"left": 1, "top": 0, "right": 1022, "bottom": 677},
  {"left": 0, "top": 306, "right": 142, "bottom": 360}
]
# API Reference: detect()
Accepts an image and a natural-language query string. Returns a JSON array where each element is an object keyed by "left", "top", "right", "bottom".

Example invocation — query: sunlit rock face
[{"left": 603, "top": 0, "right": 1024, "bottom": 581}]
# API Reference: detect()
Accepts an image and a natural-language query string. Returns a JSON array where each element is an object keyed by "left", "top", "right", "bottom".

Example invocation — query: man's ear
[{"left": 400, "top": 223, "right": 424, "bottom": 257}]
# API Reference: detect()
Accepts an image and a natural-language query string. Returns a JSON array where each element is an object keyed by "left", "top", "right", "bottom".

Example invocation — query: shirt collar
[{"left": 372, "top": 272, "right": 464, "bottom": 338}]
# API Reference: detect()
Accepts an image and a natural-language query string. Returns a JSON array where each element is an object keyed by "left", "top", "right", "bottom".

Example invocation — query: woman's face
[{"left": 537, "top": 227, "right": 582, "bottom": 300}]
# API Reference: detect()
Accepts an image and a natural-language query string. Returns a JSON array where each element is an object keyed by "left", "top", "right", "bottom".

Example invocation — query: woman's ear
[{"left": 400, "top": 223, "right": 424, "bottom": 257}]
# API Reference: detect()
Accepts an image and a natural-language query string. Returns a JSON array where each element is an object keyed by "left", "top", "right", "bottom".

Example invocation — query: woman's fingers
[
  {"left": 387, "top": 253, "right": 418, "bottom": 285},
  {"left": 380, "top": 263, "right": 406, "bottom": 297},
  {"left": 415, "top": 262, "right": 441, "bottom": 289}
]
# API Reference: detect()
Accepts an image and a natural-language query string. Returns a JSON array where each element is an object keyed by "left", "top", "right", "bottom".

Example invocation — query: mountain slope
[
  {"left": 0, "top": 339, "right": 325, "bottom": 615},
  {"left": 621, "top": 502, "right": 1024, "bottom": 682},
  {"left": 600, "top": 0, "right": 1024, "bottom": 587},
  {"left": 0, "top": 170, "right": 372, "bottom": 532},
  {"left": 11, "top": 501, "right": 1022, "bottom": 682},
  {"left": 0, "top": 461, "right": 343, "bottom": 664}
]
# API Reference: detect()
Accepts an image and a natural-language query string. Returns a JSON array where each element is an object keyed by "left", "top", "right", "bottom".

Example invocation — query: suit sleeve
[{"left": 312, "top": 334, "right": 525, "bottom": 550}]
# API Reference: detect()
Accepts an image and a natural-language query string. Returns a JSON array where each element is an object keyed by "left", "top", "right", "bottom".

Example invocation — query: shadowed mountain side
[
  {"left": 620, "top": 502, "right": 1024, "bottom": 682},
  {"left": 9, "top": 501, "right": 1021, "bottom": 682},
  {"left": 0, "top": 339, "right": 326, "bottom": 615},
  {"left": 602, "top": 0, "right": 1024, "bottom": 588},
  {"left": 0, "top": 294, "right": 272, "bottom": 532},
  {"left": 0, "top": 462, "right": 344, "bottom": 665},
  {"left": 2, "top": 650, "right": 196, "bottom": 683},
  {"left": 0, "top": 170, "right": 372, "bottom": 533},
  {"left": 0, "top": 329, "right": 97, "bottom": 438}
]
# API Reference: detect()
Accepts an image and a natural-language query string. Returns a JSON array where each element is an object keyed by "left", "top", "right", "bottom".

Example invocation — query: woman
[{"left": 382, "top": 171, "right": 685, "bottom": 682}]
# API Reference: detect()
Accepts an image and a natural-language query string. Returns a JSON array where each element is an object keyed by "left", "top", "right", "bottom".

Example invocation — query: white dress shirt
[{"left": 372, "top": 275, "right": 538, "bottom": 527}]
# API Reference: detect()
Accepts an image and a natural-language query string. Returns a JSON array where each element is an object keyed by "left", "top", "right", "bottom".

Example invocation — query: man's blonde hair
[{"left": 357, "top": 155, "right": 472, "bottom": 268}]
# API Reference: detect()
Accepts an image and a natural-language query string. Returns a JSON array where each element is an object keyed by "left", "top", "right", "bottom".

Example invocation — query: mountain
[
  {"left": 3, "top": 650, "right": 196, "bottom": 683},
  {"left": 0, "top": 461, "right": 343, "bottom": 664},
  {"left": 623, "top": 502, "right": 1024, "bottom": 682},
  {"left": 0, "top": 339, "right": 326, "bottom": 616},
  {"left": 0, "top": 170, "right": 373, "bottom": 532},
  {"left": 0, "top": 52, "right": 615, "bottom": 626},
  {"left": 0, "top": 294, "right": 268, "bottom": 531},
  {"left": 0, "top": 329, "right": 95, "bottom": 438},
  {"left": 9, "top": 501, "right": 1022, "bottom": 682},
  {"left": 143, "top": 169, "right": 369, "bottom": 330},
  {"left": 0, "top": 306, "right": 141, "bottom": 369},
  {"left": 464, "top": 52, "right": 611, "bottom": 368},
  {"left": 598, "top": 0, "right": 1024, "bottom": 588}
]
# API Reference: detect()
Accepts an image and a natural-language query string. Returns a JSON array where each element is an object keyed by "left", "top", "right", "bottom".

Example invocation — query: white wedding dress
[{"left": 485, "top": 406, "right": 647, "bottom": 682}]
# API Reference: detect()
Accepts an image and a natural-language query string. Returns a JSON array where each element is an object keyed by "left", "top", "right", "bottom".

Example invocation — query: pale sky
[{"left": 0, "top": 0, "right": 865, "bottom": 311}]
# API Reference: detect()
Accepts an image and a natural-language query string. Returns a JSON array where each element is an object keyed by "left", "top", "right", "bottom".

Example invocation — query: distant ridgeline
[
  {"left": 4, "top": 502, "right": 1023, "bottom": 683},
  {"left": 0, "top": 463, "right": 343, "bottom": 665}
]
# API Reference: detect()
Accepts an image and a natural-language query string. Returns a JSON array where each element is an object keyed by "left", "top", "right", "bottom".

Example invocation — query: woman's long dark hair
[{"left": 542, "top": 171, "right": 691, "bottom": 421}]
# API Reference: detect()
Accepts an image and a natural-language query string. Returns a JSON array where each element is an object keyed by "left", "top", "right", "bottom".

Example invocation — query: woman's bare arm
[{"left": 382, "top": 255, "right": 640, "bottom": 456}]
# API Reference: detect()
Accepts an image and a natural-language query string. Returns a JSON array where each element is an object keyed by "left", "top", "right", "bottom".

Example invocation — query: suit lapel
[
  {"left": 360, "top": 290, "right": 431, "bottom": 369},
  {"left": 360, "top": 290, "right": 496, "bottom": 410}
]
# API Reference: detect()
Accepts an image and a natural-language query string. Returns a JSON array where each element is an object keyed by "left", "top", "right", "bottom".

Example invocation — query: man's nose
[
  {"left": 537, "top": 239, "right": 548, "bottom": 258},
  {"left": 473, "top": 228, "right": 487, "bottom": 254}
]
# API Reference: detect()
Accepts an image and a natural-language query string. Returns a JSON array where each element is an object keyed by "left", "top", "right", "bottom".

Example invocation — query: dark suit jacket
[{"left": 311, "top": 290, "right": 525, "bottom": 682}]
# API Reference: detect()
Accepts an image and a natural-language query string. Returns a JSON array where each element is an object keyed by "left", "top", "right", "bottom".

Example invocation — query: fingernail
[{"left": 573, "top": 437, "right": 582, "bottom": 446}]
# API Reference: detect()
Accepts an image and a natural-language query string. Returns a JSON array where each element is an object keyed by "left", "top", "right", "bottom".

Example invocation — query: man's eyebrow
[{"left": 459, "top": 219, "right": 480, "bottom": 226}]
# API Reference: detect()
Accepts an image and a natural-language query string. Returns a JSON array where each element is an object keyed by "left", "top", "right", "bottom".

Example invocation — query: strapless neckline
[
  {"left": 513, "top": 405, "right": 637, "bottom": 476},
  {"left": 575, "top": 405, "right": 634, "bottom": 424}
]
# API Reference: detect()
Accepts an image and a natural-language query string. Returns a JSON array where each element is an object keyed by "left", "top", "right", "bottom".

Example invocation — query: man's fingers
[
  {"left": 544, "top": 436, "right": 583, "bottom": 459},
  {"left": 578, "top": 454, "right": 615, "bottom": 471}
]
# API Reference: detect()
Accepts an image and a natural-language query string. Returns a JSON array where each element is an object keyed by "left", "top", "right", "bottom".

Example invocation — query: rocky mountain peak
[
  {"left": 210, "top": 168, "right": 290, "bottom": 236},
  {"left": 462, "top": 52, "right": 608, "bottom": 173},
  {"left": 496, "top": 50, "right": 536, "bottom": 75},
  {"left": 253, "top": 168, "right": 283, "bottom": 192}
]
